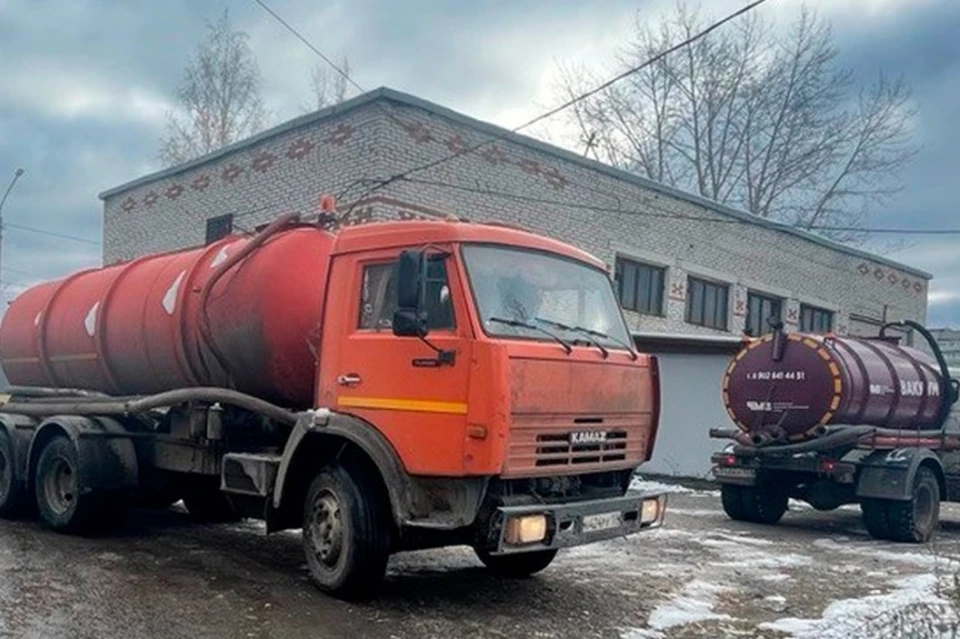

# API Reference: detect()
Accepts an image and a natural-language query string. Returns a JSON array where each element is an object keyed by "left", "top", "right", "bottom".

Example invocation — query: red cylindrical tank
[
  {"left": 0, "top": 225, "right": 334, "bottom": 408},
  {"left": 723, "top": 332, "right": 946, "bottom": 440}
]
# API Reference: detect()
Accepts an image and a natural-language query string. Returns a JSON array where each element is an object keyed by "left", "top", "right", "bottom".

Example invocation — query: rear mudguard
[
  {"left": 26, "top": 415, "right": 138, "bottom": 494},
  {"left": 856, "top": 448, "right": 945, "bottom": 501}
]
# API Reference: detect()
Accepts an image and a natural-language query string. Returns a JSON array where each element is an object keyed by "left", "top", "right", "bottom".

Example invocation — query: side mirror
[
  {"left": 392, "top": 307, "right": 425, "bottom": 337},
  {"left": 394, "top": 249, "right": 427, "bottom": 338},
  {"left": 396, "top": 250, "right": 424, "bottom": 310}
]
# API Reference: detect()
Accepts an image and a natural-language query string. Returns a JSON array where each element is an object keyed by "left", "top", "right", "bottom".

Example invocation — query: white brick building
[{"left": 100, "top": 87, "right": 930, "bottom": 342}]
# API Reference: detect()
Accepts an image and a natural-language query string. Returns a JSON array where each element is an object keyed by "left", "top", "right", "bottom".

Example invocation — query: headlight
[
  {"left": 504, "top": 514, "right": 548, "bottom": 544},
  {"left": 641, "top": 497, "right": 662, "bottom": 524}
]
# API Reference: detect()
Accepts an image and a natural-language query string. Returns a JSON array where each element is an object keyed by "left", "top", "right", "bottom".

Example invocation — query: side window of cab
[{"left": 358, "top": 258, "right": 455, "bottom": 331}]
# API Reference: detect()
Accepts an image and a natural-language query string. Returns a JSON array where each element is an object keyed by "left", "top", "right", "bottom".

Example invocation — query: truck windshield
[{"left": 462, "top": 245, "right": 633, "bottom": 349}]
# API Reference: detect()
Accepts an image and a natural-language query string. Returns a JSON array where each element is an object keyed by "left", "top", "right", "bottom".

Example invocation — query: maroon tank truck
[{"left": 710, "top": 321, "right": 960, "bottom": 542}]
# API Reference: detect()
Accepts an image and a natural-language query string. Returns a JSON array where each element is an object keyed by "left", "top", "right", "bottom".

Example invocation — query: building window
[
  {"left": 686, "top": 277, "right": 729, "bottom": 330},
  {"left": 800, "top": 304, "right": 834, "bottom": 333},
  {"left": 205, "top": 214, "right": 233, "bottom": 244},
  {"left": 745, "top": 292, "right": 782, "bottom": 336},
  {"left": 615, "top": 257, "right": 665, "bottom": 316}
]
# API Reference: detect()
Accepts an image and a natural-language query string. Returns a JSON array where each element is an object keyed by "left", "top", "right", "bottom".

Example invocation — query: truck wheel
[
  {"left": 475, "top": 548, "right": 558, "bottom": 577},
  {"left": 740, "top": 484, "right": 788, "bottom": 525},
  {"left": 886, "top": 467, "right": 940, "bottom": 543},
  {"left": 302, "top": 463, "right": 391, "bottom": 600},
  {"left": 35, "top": 435, "right": 111, "bottom": 534},
  {"left": 182, "top": 489, "right": 240, "bottom": 523},
  {"left": 861, "top": 499, "right": 892, "bottom": 540},
  {"left": 721, "top": 484, "right": 747, "bottom": 521},
  {"left": 0, "top": 430, "right": 28, "bottom": 518}
]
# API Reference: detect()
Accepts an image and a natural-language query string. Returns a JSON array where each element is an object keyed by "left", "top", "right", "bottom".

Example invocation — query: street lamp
[{"left": 0, "top": 168, "right": 25, "bottom": 293}]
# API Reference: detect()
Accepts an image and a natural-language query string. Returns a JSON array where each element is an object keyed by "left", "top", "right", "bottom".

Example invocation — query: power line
[
  {"left": 349, "top": 0, "right": 774, "bottom": 204},
  {"left": 3, "top": 221, "right": 100, "bottom": 245},
  {"left": 252, "top": 0, "right": 364, "bottom": 95},
  {"left": 401, "top": 176, "right": 960, "bottom": 235}
]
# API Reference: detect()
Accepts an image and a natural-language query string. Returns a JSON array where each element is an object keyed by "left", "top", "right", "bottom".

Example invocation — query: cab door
[{"left": 317, "top": 246, "right": 473, "bottom": 476}]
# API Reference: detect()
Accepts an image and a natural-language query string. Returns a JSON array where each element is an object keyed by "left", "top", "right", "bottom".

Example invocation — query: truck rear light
[
  {"left": 641, "top": 497, "right": 663, "bottom": 525},
  {"left": 721, "top": 454, "right": 737, "bottom": 466},
  {"left": 820, "top": 459, "right": 837, "bottom": 473},
  {"left": 504, "top": 514, "right": 548, "bottom": 545}
]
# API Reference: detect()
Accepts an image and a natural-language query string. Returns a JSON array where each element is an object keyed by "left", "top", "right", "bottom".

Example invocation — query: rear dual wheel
[
  {"left": 34, "top": 435, "right": 120, "bottom": 534},
  {"left": 721, "top": 483, "right": 788, "bottom": 525}
]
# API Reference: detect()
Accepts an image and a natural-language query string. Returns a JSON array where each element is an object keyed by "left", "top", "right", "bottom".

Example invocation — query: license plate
[
  {"left": 582, "top": 511, "right": 622, "bottom": 533},
  {"left": 713, "top": 467, "right": 756, "bottom": 479}
]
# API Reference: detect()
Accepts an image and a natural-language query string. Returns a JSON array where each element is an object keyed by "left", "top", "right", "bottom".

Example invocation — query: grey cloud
[{"left": 0, "top": 0, "right": 957, "bottom": 327}]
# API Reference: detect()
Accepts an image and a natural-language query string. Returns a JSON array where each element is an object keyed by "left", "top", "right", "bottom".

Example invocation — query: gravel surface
[{"left": 2, "top": 484, "right": 959, "bottom": 639}]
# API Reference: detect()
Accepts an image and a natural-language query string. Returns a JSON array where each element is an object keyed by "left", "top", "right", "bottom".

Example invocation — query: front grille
[
  {"left": 534, "top": 431, "right": 628, "bottom": 467},
  {"left": 504, "top": 413, "right": 650, "bottom": 478}
]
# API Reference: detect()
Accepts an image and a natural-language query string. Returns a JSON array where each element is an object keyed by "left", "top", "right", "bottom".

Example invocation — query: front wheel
[
  {"left": 475, "top": 548, "right": 558, "bottom": 577},
  {"left": 302, "top": 463, "right": 391, "bottom": 600}
]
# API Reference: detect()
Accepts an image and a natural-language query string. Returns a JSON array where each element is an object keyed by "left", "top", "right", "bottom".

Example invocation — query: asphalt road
[{"left": 1, "top": 487, "right": 959, "bottom": 639}]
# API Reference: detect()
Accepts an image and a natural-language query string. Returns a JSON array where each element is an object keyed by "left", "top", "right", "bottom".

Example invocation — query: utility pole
[{"left": 0, "top": 167, "right": 25, "bottom": 295}]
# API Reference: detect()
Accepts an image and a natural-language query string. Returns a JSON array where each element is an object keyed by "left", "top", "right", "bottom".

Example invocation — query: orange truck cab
[{"left": 0, "top": 214, "right": 665, "bottom": 599}]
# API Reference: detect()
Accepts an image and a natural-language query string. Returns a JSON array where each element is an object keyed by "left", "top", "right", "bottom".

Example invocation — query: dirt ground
[{"left": 1, "top": 481, "right": 958, "bottom": 639}]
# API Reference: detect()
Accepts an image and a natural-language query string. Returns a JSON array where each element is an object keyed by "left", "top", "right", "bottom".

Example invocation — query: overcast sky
[{"left": 0, "top": 0, "right": 957, "bottom": 326}]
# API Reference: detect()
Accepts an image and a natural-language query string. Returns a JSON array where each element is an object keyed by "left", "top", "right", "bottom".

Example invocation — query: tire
[
  {"left": 34, "top": 435, "right": 113, "bottom": 534},
  {"left": 724, "top": 482, "right": 787, "bottom": 525},
  {"left": 475, "top": 548, "right": 558, "bottom": 577},
  {"left": 182, "top": 488, "right": 240, "bottom": 523},
  {"left": 861, "top": 499, "right": 892, "bottom": 540},
  {"left": 886, "top": 467, "right": 940, "bottom": 543},
  {"left": 721, "top": 484, "right": 747, "bottom": 521},
  {"left": 740, "top": 484, "right": 788, "bottom": 525},
  {"left": 0, "top": 429, "right": 28, "bottom": 518},
  {"left": 302, "top": 463, "right": 391, "bottom": 600}
]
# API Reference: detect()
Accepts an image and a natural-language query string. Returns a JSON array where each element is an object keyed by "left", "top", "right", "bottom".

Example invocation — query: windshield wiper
[
  {"left": 536, "top": 318, "right": 639, "bottom": 361},
  {"left": 534, "top": 317, "right": 608, "bottom": 358},
  {"left": 488, "top": 316, "right": 572, "bottom": 354},
  {"left": 577, "top": 326, "right": 640, "bottom": 361}
]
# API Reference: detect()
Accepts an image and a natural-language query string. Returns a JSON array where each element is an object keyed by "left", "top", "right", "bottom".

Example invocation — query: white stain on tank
[
  {"left": 211, "top": 246, "right": 230, "bottom": 268},
  {"left": 162, "top": 271, "right": 187, "bottom": 315},
  {"left": 84, "top": 302, "right": 100, "bottom": 337},
  {"left": 34, "top": 311, "right": 42, "bottom": 327}
]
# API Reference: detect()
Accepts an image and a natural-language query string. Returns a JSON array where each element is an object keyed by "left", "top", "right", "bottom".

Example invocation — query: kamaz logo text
[{"left": 570, "top": 431, "right": 608, "bottom": 445}]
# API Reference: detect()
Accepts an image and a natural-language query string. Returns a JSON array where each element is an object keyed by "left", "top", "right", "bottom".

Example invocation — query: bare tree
[
  {"left": 303, "top": 57, "right": 351, "bottom": 112},
  {"left": 559, "top": 4, "right": 918, "bottom": 242},
  {"left": 160, "top": 10, "right": 266, "bottom": 166}
]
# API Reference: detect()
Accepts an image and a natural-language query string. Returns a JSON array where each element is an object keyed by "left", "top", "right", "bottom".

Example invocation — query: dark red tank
[
  {"left": 724, "top": 332, "right": 945, "bottom": 440},
  {"left": 0, "top": 226, "right": 334, "bottom": 408}
]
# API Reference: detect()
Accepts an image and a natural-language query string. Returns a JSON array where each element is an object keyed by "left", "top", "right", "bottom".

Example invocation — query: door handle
[{"left": 337, "top": 373, "right": 362, "bottom": 386}]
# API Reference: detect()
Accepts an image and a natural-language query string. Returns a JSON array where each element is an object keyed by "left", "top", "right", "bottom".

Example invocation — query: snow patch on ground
[
  {"left": 631, "top": 479, "right": 695, "bottom": 494},
  {"left": 646, "top": 579, "right": 732, "bottom": 630},
  {"left": 667, "top": 507, "right": 725, "bottom": 518},
  {"left": 759, "top": 574, "right": 949, "bottom": 638},
  {"left": 812, "top": 537, "right": 950, "bottom": 569}
]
